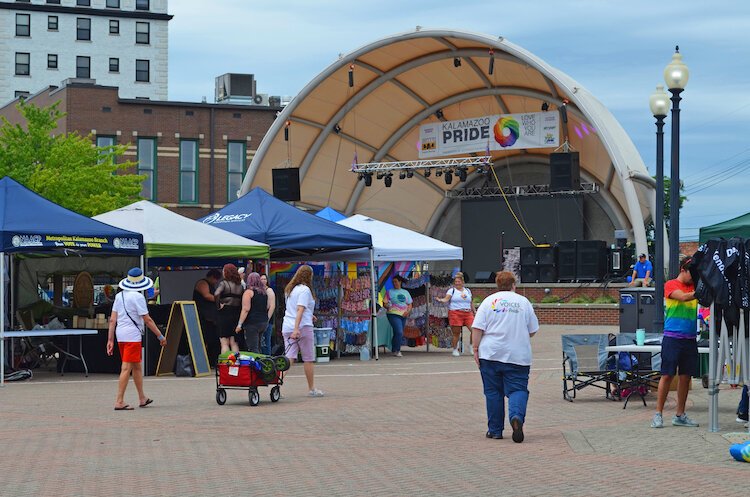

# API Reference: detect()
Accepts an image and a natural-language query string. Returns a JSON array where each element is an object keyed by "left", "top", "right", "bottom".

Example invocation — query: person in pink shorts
[{"left": 282, "top": 265, "right": 324, "bottom": 397}]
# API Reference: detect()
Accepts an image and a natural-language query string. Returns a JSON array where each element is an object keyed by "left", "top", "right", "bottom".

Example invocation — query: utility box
[{"left": 619, "top": 287, "right": 656, "bottom": 333}]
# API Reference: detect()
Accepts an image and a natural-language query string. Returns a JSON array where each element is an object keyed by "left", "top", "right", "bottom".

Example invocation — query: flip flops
[
  {"left": 139, "top": 398, "right": 154, "bottom": 408},
  {"left": 114, "top": 404, "right": 134, "bottom": 411}
]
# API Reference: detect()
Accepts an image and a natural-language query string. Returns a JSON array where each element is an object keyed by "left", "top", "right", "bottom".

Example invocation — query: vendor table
[
  {"left": 606, "top": 345, "right": 710, "bottom": 354},
  {"left": 3, "top": 329, "right": 98, "bottom": 376}
]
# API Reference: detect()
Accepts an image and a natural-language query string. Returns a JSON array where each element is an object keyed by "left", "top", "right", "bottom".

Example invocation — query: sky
[{"left": 168, "top": 0, "right": 750, "bottom": 241}]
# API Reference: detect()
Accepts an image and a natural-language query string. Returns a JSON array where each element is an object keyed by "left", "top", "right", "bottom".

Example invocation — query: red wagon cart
[{"left": 215, "top": 357, "right": 285, "bottom": 406}]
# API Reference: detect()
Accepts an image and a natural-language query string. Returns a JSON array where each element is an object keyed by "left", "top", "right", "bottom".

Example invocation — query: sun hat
[{"left": 118, "top": 267, "right": 154, "bottom": 291}]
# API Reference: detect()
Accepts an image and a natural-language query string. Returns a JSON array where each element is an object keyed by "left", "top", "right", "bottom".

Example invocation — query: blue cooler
[{"left": 313, "top": 328, "right": 332, "bottom": 363}]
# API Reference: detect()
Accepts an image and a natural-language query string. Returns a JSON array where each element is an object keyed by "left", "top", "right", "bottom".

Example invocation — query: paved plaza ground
[{"left": 2, "top": 324, "right": 749, "bottom": 497}]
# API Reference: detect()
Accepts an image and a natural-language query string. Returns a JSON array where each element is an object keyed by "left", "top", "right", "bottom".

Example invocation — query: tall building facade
[
  {"left": 0, "top": 82, "right": 280, "bottom": 219},
  {"left": 0, "top": 0, "right": 171, "bottom": 105}
]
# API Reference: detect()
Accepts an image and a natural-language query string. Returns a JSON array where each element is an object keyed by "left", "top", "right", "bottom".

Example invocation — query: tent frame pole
[
  {"left": 1, "top": 252, "right": 5, "bottom": 386},
  {"left": 708, "top": 303, "right": 718, "bottom": 432},
  {"left": 141, "top": 255, "right": 147, "bottom": 376},
  {"left": 370, "top": 248, "right": 378, "bottom": 360}
]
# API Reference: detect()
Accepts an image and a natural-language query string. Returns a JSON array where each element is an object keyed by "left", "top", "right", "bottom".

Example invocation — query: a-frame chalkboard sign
[{"left": 155, "top": 301, "right": 211, "bottom": 377}]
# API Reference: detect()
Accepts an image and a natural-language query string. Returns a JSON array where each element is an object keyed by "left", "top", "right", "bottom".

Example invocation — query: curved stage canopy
[{"left": 241, "top": 29, "right": 654, "bottom": 255}]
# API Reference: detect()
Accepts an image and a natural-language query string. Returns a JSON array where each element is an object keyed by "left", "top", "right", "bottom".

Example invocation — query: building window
[
  {"left": 109, "top": 20, "right": 119, "bottom": 34},
  {"left": 227, "top": 142, "right": 246, "bottom": 202},
  {"left": 77, "top": 0, "right": 91, "bottom": 6},
  {"left": 179, "top": 140, "right": 198, "bottom": 203},
  {"left": 15, "top": 91, "right": 30, "bottom": 100},
  {"left": 135, "top": 0, "right": 149, "bottom": 11},
  {"left": 106, "top": 0, "right": 120, "bottom": 8},
  {"left": 15, "top": 53, "right": 30, "bottom": 76},
  {"left": 76, "top": 56, "right": 90, "bottom": 78},
  {"left": 137, "top": 138, "right": 156, "bottom": 200},
  {"left": 48, "top": 16, "right": 58, "bottom": 31},
  {"left": 135, "top": 22, "right": 149, "bottom": 44},
  {"left": 16, "top": 14, "right": 30, "bottom": 37},
  {"left": 109, "top": 57, "right": 119, "bottom": 72},
  {"left": 46, "top": 1, "right": 61, "bottom": 4},
  {"left": 48, "top": 54, "right": 58, "bottom": 69},
  {"left": 96, "top": 135, "right": 116, "bottom": 164},
  {"left": 76, "top": 18, "right": 91, "bottom": 41},
  {"left": 135, "top": 59, "right": 149, "bottom": 82}
]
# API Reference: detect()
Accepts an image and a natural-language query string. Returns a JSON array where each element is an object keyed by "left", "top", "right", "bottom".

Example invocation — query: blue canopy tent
[
  {"left": 0, "top": 177, "right": 144, "bottom": 383},
  {"left": 315, "top": 206, "right": 347, "bottom": 222},
  {"left": 199, "top": 187, "right": 371, "bottom": 257}
]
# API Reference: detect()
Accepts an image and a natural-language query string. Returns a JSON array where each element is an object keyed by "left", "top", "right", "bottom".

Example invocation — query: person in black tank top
[
  {"left": 214, "top": 264, "right": 244, "bottom": 353},
  {"left": 236, "top": 272, "right": 270, "bottom": 353},
  {"left": 193, "top": 269, "right": 221, "bottom": 367}
]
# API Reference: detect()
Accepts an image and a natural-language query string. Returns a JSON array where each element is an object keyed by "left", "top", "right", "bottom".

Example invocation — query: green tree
[
  {"left": 0, "top": 101, "right": 144, "bottom": 216},
  {"left": 646, "top": 175, "right": 687, "bottom": 244}
]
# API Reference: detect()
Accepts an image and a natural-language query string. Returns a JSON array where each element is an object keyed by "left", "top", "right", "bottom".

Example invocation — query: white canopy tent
[{"left": 93, "top": 201, "right": 269, "bottom": 259}]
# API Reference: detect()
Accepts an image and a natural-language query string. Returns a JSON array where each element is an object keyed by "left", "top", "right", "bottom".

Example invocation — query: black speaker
[
  {"left": 557, "top": 241, "right": 577, "bottom": 281},
  {"left": 520, "top": 247, "right": 538, "bottom": 266},
  {"left": 272, "top": 167, "right": 301, "bottom": 201},
  {"left": 538, "top": 265, "right": 557, "bottom": 283},
  {"left": 520, "top": 266, "right": 538, "bottom": 284},
  {"left": 549, "top": 152, "right": 581, "bottom": 192},
  {"left": 537, "top": 246, "right": 555, "bottom": 265},
  {"left": 576, "top": 240, "right": 607, "bottom": 281},
  {"left": 608, "top": 247, "right": 635, "bottom": 277},
  {"left": 474, "top": 271, "right": 496, "bottom": 283}
]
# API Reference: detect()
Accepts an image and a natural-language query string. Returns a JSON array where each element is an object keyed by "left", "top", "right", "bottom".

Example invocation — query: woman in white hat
[{"left": 107, "top": 268, "right": 167, "bottom": 410}]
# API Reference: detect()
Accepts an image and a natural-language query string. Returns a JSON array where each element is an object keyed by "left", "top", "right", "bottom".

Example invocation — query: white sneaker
[
  {"left": 394, "top": 352, "right": 403, "bottom": 357},
  {"left": 308, "top": 388, "right": 324, "bottom": 397},
  {"left": 452, "top": 349, "right": 460, "bottom": 357}
]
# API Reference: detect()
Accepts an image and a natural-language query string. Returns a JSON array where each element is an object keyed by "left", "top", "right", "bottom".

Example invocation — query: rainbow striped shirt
[{"left": 663, "top": 279, "right": 697, "bottom": 339}]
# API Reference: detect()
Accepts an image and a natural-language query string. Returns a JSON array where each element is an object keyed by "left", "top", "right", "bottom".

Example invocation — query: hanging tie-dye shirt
[{"left": 663, "top": 278, "right": 697, "bottom": 339}]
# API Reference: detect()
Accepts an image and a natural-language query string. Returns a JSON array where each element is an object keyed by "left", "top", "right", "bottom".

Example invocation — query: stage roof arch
[{"left": 241, "top": 28, "right": 654, "bottom": 254}]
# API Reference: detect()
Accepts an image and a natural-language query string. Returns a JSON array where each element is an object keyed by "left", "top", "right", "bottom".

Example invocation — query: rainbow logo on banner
[{"left": 493, "top": 117, "right": 519, "bottom": 147}]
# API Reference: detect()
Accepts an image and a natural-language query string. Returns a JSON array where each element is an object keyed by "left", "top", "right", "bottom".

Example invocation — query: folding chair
[{"left": 562, "top": 334, "right": 618, "bottom": 401}]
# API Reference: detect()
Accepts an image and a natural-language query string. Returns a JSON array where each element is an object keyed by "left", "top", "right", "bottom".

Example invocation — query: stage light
[
  {"left": 348, "top": 64, "right": 354, "bottom": 87},
  {"left": 399, "top": 171, "right": 406, "bottom": 180},
  {"left": 541, "top": 102, "right": 549, "bottom": 111},
  {"left": 333, "top": 123, "right": 342, "bottom": 134},
  {"left": 406, "top": 170, "right": 414, "bottom": 178},
  {"left": 488, "top": 49, "right": 495, "bottom": 75},
  {"left": 424, "top": 169, "right": 431, "bottom": 177},
  {"left": 444, "top": 170, "right": 453, "bottom": 185},
  {"left": 457, "top": 167, "right": 467, "bottom": 182},
  {"left": 435, "top": 169, "right": 443, "bottom": 177},
  {"left": 435, "top": 109, "right": 445, "bottom": 120},
  {"left": 376, "top": 171, "right": 385, "bottom": 180},
  {"left": 384, "top": 173, "right": 393, "bottom": 187},
  {"left": 453, "top": 57, "right": 461, "bottom": 67},
  {"left": 357, "top": 173, "right": 364, "bottom": 182},
  {"left": 364, "top": 173, "right": 372, "bottom": 187}
]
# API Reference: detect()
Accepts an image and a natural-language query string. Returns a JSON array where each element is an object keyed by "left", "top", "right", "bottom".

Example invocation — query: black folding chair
[{"left": 562, "top": 334, "right": 619, "bottom": 401}]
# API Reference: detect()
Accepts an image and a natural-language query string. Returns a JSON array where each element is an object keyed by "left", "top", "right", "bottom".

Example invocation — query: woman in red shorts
[
  {"left": 436, "top": 272, "right": 475, "bottom": 357},
  {"left": 107, "top": 268, "right": 167, "bottom": 410}
]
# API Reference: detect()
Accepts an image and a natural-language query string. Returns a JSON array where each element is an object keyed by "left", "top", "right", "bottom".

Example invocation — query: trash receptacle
[{"left": 313, "top": 327, "right": 332, "bottom": 363}]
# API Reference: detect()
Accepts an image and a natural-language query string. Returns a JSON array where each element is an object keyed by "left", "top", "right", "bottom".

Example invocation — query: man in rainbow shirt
[{"left": 651, "top": 255, "right": 699, "bottom": 428}]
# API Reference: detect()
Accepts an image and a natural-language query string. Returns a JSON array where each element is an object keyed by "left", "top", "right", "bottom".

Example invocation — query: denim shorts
[{"left": 660, "top": 336, "right": 698, "bottom": 376}]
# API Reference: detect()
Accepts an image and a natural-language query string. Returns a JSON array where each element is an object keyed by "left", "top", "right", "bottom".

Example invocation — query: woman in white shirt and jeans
[{"left": 282, "top": 265, "right": 324, "bottom": 397}]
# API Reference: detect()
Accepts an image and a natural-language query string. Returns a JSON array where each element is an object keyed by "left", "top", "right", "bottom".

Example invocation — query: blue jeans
[
  {"left": 479, "top": 359, "right": 530, "bottom": 436},
  {"left": 739, "top": 385, "right": 749, "bottom": 417},
  {"left": 260, "top": 322, "right": 273, "bottom": 356},
  {"left": 387, "top": 313, "right": 406, "bottom": 353}
]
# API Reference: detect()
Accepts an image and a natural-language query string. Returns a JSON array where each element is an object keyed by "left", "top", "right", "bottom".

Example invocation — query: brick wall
[
  {"left": 467, "top": 283, "right": 623, "bottom": 303},
  {"left": 680, "top": 241, "right": 699, "bottom": 256}
]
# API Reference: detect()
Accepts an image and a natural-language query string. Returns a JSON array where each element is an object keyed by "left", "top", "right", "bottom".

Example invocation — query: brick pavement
[{"left": 1, "top": 325, "right": 748, "bottom": 497}]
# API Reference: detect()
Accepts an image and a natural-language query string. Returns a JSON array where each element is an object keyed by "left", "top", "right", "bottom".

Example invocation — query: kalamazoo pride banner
[{"left": 418, "top": 111, "right": 559, "bottom": 158}]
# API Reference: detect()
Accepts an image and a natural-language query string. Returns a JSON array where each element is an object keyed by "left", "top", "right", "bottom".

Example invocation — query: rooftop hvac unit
[
  {"left": 252, "top": 93, "right": 269, "bottom": 106},
  {"left": 268, "top": 95, "right": 281, "bottom": 107},
  {"left": 215, "top": 73, "right": 256, "bottom": 102}
]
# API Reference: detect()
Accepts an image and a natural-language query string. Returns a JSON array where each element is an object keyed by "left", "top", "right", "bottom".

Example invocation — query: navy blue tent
[
  {"left": 199, "top": 187, "right": 371, "bottom": 256},
  {"left": 316, "top": 206, "right": 346, "bottom": 222},
  {"left": 0, "top": 177, "right": 143, "bottom": 254}
]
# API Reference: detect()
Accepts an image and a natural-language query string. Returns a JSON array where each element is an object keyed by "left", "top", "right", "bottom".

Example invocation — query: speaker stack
[
  {"left": 272, "top": 167, "right": 301, "bottom": 201},
  {"left": 576, "top": 240, "right": 607, "bottom": 281},
  {"left": 520, "top": 246, "right": 557, "bottom": 283},
  {"left": 549, "top": 152, "right": 581, "bottom": 192},
  {"left": 556, "top": 241, "right": 577, "bottom": 282}
]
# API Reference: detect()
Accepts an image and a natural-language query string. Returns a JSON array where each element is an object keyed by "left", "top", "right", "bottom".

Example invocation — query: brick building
[{"left": 0, "top": 80, "right": 281, "bottom": 218}]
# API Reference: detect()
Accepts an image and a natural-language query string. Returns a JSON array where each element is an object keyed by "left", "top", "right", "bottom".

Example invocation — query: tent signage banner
[
  {"left": 418, "top": 111, "right": 559, "bottom": 158},
  {"left": 6, "top": 233, "right": 141, "bottom": 252}
]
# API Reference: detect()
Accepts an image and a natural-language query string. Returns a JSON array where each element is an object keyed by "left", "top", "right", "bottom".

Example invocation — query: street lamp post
[
  {"left": 664, "top": 46, "right": 689, "bottom": 278},
  {"left": 650, "top": 85, "right": 670, "bottom": 333}
]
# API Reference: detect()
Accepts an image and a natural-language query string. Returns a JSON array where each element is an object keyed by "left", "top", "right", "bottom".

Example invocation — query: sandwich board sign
[{"left": 155, "top": 301, "right": 210, "bottom": 377}]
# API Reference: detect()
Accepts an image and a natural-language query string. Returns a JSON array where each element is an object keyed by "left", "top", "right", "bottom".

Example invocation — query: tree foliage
[
  {"left": 646, "top": 176, "right": 687, "bottom": 243},
  {"left": 0, "top": 101, "right": 144, "bottom": 216}
]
